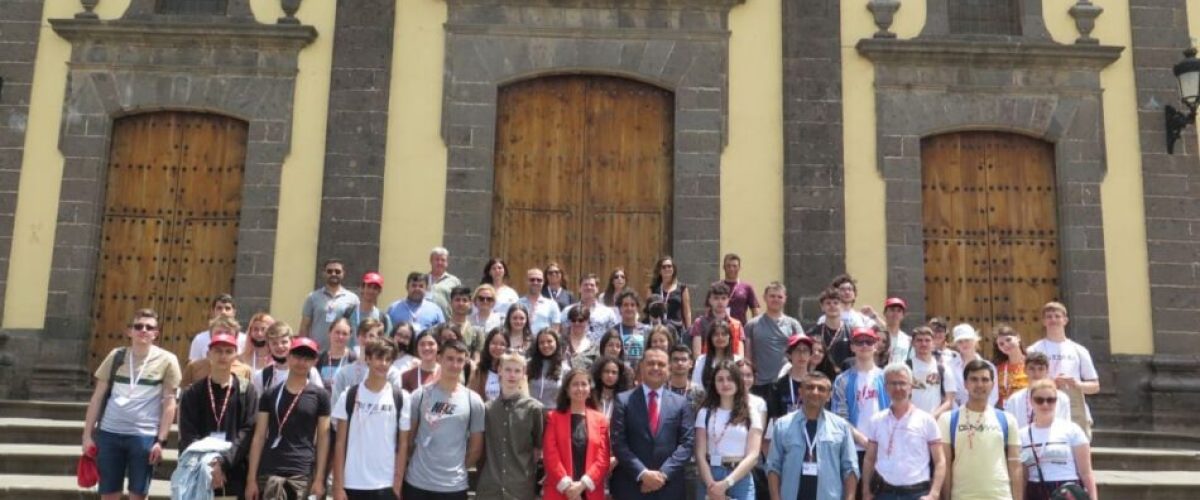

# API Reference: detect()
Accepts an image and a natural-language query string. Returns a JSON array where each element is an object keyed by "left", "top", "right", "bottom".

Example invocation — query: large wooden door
[
  {"left": 922, "top": 132, "right": 1059, "bottom": 349},
  {"left": 89, "top": 112, "right": 246, "bottom": 369},
  {"left": 492, "top": 76, "right": 673, "bottom": 294}
]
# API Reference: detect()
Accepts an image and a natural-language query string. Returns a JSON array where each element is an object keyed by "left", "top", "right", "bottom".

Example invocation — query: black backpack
[
  {"left": 344, "top": 383, "right": 407, "bottom": 451},
  {"left": 93, "top": 348, "right": 127, "bottom": 436}
]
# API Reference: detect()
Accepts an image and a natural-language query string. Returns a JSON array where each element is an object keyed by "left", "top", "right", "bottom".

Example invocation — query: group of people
[{"left": 81, "top": 247, "right": 1102, "bottom": 500}]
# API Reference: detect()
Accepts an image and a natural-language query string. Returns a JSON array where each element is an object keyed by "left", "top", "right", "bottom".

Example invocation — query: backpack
[
  {"left": 906, "top": 357, "right": 946, "bottom": 399},
  {"left": 344, "top": 383, "right": 406, "bottom": 451},
  {"left": 93, "top": 348, "right": 127, "bottom": 436},
  {"left": 949, "top": 407, "right": 1009, "bottom": 459}
]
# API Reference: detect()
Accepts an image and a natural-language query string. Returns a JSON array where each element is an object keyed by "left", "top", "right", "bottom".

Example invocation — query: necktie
[{"left": 648, "top": 390, "right": 660, "bottom": 437}]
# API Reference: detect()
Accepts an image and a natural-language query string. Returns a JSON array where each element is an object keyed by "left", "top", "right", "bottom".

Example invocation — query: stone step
[
  {"left": 0, "top": 418, "right": 179, "bottom": 446},
  {"left": 0, "top": 474, "right": 170, "bottom": 499},
  {"left": 1092, "top": 428, "right": 1200, "bottom": 450},
  {"left": 0, "top": 400, "right": 89, "bottom": 421},
  {"left": 0, "top": 444, "right": 176, "bottom": 480},
  {"left": 1094, "top": 470, "right": 1200, "bottom": 500},
  {"left": 1091, "top": 446, "right": 1200, "bottom": 472}
]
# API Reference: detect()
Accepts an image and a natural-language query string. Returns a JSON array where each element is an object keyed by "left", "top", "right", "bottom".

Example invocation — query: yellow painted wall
[
  {"left": 840, "top": 0, "right": 1155, "bottom": 354},
  {"left": 377, "top": 0, "right": 449, "bottom": 308},
  {"left": 722, "top": 0, "right": 785, "bottom": 294},
  {"left": 1, "top": 0, "right": 334, "bottom": 329}
]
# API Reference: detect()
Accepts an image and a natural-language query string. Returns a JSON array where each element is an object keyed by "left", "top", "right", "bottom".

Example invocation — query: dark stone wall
[
  {"left": 0, "top": 0, "right": 44, "bottom": 328},
  {"left": 314, "top": 0, "right": 396, "bottom": 288},
  {"left": 781, "top": 0, "right": 846, "bottom": 320}
]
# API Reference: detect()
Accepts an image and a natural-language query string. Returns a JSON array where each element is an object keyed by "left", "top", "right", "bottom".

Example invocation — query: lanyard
[
  {"left": 128, "top": 350, "right": 152, "bottom": 391},
  {"left": 801, "top": 419, "right": 819, "bottom": 461},
  {"left": 708, "top": 410, "right": 735, "bottom": 454},
  {"left": 208, "top": 377, "right": 234, "bottom": 429},
  {"left": 548, "top": 287, "right": 561, "bottom": 301},
  {"left": 789, "top": 378, "right": 799, "bottom": 411},
  {"left": 273, "top": 385, "right": 304, "bottom": 439},
  {"left": 327, "top": 351, "right": 347, "bottom": 373},
  {"left": 885, "top": 407, "right": 911, "bottom": 456}
]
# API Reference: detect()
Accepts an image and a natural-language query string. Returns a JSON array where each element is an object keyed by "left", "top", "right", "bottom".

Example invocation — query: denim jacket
[
  {"left": 170, "top": 437, "right": 232, "bottom": 500},
  {"left": 765, "top": 409, "right": 859, "bottom": 500}
]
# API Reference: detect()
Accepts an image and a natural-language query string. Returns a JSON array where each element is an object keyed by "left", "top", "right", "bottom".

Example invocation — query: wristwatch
[
  {"left": 725, "top": 478, "right": 735, "bottom": 489},
  {"left": 155, "top": 438, "right": 168, "bottom": 446}
]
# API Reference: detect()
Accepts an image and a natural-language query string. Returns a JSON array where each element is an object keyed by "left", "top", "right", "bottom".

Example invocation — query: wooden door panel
[
  {"left": 989, "top": 238, "right": 1059, "bottom": 346},
  {"left": 987, "top": 133, "right": 1058, "bottom": 237},
  {"left": 103, "top": 113, "right": 180, "bottom": 216},
  {"left": 89, "top": 217, "right": 170, "bottom": 366},
  {"left": 493, "top": 77, "right": 584, "bottom": 211},
  {"left": 922, "top": 134, "right": 989, "bottom": 240},
  {"left": 924, "top": 238, "right": 994, "bottom": 329},
  {"left": 583, "top": 79, "right": 673, "bottom": 212},
  {"left": 584, "top": 212, "right": 667, "bottom": 298},
  {"left": 158, "top": 219, "right": 241, "bottom": 356},
  {"left": 491, "top": 208, "right": 577, "bottom": 290}
]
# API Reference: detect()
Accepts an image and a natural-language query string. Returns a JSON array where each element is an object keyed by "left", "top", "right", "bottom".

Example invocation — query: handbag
[
  {"left": 1028, "top": 426, "right": 1089, "bottom": 500},
  {"left": 77, "top": 444, "right": 99, "bottom": 488}
]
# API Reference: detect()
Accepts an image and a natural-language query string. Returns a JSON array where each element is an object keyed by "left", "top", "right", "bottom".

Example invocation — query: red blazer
[{"left": 543, "top": 408, "right": 611, "bottom": 500}]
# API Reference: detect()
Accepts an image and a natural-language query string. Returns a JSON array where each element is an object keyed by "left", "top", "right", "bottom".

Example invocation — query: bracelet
[{"left": 725, "top": 478, "right": 735, "bottom": 488}]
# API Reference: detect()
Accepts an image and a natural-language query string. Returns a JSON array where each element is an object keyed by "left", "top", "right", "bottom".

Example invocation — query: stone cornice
[
  {"left": 857, "top": 37, "right": 1123, "bottom": 69},
  {"left": 49, "top": 19, "right": 317, "bottom": 50},
  {"left": 448, "top": 0, "right": 743, "bottom": 9}
]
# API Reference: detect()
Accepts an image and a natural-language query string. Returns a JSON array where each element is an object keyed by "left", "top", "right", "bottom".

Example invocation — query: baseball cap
[
  {"left": 952, "top": 323, "right": 980, "bottom": 342},
  {"left": 362, "top": 272, "right": 384, "bottom": 287},
  {"left": 883, "top": 297, "right": 907, "bottom": 310},
  {"left": 209, "top": 333, "right": 238, "bottom": 349},
  {"left": 851, "top": 328, "right": 878, "bottom": 341},
  {"left": 787, "top": 334, "right": 815, "bottom": 352},
  {"left": 289, "top": 337, "right": 320, "bottom": 355}
]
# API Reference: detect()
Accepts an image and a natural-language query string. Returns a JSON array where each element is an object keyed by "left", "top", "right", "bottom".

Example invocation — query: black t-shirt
[
  {"left": 808, "top": 323, "right": 851, "bottom": 370},
  {"left": 571, "top": 414, "right": 587, "bottom": 481},
  {"left": 257, "top": 382, "right": 331, "bottom": 477},
  {"left": 797, "top": 418, "right": 820, "bottom": 500},
  {"left": 769, "top": 374, "right": 804, "bottom": 419}
]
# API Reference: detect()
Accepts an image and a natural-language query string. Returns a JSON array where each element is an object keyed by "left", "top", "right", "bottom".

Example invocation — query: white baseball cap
[{"left": 952, "top": 323, "right": 979, "bottom": 342}]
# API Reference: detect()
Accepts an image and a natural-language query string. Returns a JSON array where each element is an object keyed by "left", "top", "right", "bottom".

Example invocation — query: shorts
[
  {"left": 95, "top": 429, "right": 156, "bottom": 495},
  {"left": 402, "top": 482, "right": 468, "bottom": 500}
]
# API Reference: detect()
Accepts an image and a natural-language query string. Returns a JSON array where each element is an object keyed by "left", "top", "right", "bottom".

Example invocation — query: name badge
[
  {"left": 802, "top": 461, "right": 819, "bottom": 476},
  {"left": 421, "top": 435, "right": 432, "bottom": 448},
  {"left": 324, "top": 306, "right": 338, "bottom": 323},
  {"left": 113, "top": 396, "right": 131, "bottom": 407},
  {"left": 270, "top": 436, "right": 282, "bottom": 449},
  {"left": 710, "top": 454, "right": 722, "bottom": 467},
  {"left": 209, "top": 432, "right": 227, "bottom": 441}
]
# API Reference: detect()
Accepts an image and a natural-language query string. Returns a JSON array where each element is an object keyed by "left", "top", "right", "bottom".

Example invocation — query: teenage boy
[
  {"left": 689, "top": 282, "right": 745, "bottom": 357},
  {"left": 832, "top": 327, "right": 890, "bottom": 491},
  {"left": 83, "top": 309, "right": 181, "bottom": 500},
  {"left": 765, "top": 372, "right": 858, "bottom": 500},
  {"left": 477, "top": 352, "right": 545, "bottom": 498},
  {"left": 1004, "top": 351, "right": 1072, "bottom": 425},
  {"left": 177, "top": 333, "right": 260, "bottom": 498},
  {"left": 182, "top": 316, "right": 253, "bottom": 387},
  {"left": 666, "top": 344, "right": 706, "bottom": 411},
  {"left": 443, "top": 286, "right": 484, "bottom": 357},
  {"left": 188, "top": 294, "right": 241, "bottom": 362},
  {"left": 907, "top": 326, "right": 957, "bottom": 418},
  {"left": 331, "top": 323, "right": 406, "bottom": 404},
  {"left": 245, "top": 337, "right": 331, "bottom": 500},
  {"left": 861, "top": 363, "right": 945, "bottom": 500},
  {"left": 518, "top": 267, "right": 563, "bottom": 334},
  {"left": 251, "top": 322, "right": 322, "bottom": 394},
  {"left": 386, "top": 272, "right": 446, "bottom": 334},
  {"left": 562, "top": 273, "right": 619, "bottom": 342},
  {"left": 331, "top": 338, "right": 411, "bottom": 500},
  {"left": 615, "top": 291, "right": 649, "bottom": 370},
  {"left": 721, "top": 253, "right": 761, "bottom": 324},
  {"left": 770, "top": 335, "right": 814, "bottom": 420},
  {"left": 927, "top": 317, "right": 959, "bottom": 366},
  {"left": 807, "top": 288, "right": 851, "bottom": 370},
  {"left": 1027, "top": 301, "right": 1099, "bottom": 436},
  {"left": 346, "top": 271, "right": 393, "bottom": 335},
  {"left": 879, "top": 298, "right": 912, "bottom": 365},
  {"left": 301, "top": 258, "right": 361, "bottom": 349},
  {"left": 938, "top": 360, "right": 1022, "bottom": 500},
  {"left": 403, "top": 340, "right": 486, "bottom": 500},
  {"left": 745, "top": 282, "right": 804, "bottom": 401}
]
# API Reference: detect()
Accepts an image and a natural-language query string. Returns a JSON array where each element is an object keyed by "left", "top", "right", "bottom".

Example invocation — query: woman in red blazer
[{"left": 544, "top": 367, "right": 611, "bottom": 500}]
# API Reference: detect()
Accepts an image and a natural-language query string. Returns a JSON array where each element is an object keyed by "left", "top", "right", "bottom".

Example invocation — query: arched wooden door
[
  {"left": 88, "top": 112, "right": 246, "bottom": 369},
  {"left": 922, "top": 131, "right": 1059, "bottom": 349},
  {"left": 492, "top": 76, "right": 673, "bottom": 294}
]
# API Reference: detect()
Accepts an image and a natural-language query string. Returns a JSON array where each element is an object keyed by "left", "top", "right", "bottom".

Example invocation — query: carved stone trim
[
  {"left": 857, "top": 38, "right": 1122, "bottom": 68},
  {"left": 49, "top": 18, "right": 317, "bottom": 48}
]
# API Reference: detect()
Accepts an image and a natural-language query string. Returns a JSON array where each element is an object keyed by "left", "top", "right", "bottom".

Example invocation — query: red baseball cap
[
  {"left": 290, "top": 337, "right": 320, "bottom": 355},
  {"left": 787, "top": 335, "right": 815, "bottom": 352},
  {"left": 362, "top": 272, "right": 384, "bottom": 287},
  {"left": 884, "top": 297, "right": 907, "bottom": 311},
  {"left": 208, "top": 333, "right": 239, "bottom": 349},
  {"left": 851, "top": 327, "right": 879, "bottom": 341}
]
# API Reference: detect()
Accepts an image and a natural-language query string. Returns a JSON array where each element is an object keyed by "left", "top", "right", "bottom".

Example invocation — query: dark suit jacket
[{"left": 609, "top": 384, "right": 695, "bottom": 499}]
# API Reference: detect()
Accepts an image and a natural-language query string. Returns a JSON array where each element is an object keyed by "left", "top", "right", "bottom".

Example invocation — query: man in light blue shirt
[
  {"left": 766, "top": 371, "right": 858, "bottom": 500},
  {"left": 517, "top": 268, "right": 561, "bottom": 334},
  {"left": 386, "top": 272, "right": 445, "bottom": 334}
]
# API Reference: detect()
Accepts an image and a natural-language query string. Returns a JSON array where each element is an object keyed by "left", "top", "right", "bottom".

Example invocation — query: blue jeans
[
  {"left": 94, "top": 429, "right": 156, "bottom": 495},
  {"left": 697, "top": 464, "right": 754, "bottom": 500},
  {"left": 876, "top": 491, "right": 926, "bottom": 500}
]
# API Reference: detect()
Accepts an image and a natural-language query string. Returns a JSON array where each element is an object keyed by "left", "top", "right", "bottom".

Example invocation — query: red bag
[{"left": 77, "top": 444, "right": 98, "bottom": 488}]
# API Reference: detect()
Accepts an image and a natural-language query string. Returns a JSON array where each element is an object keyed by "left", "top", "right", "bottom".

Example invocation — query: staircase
[{"left": 0, "top": 400, "right": 1199, "bottom": 499}]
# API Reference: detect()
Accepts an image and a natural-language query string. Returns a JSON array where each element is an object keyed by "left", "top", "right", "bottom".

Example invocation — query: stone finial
[
  {"left": 279, "top": 0, "right": 302, "bottom": 24},
  {"left": 867, "top": 0, "right": 902, "bottom": 39},
  {"left": 76, "top": 0, "right": 100, "bottom": 20},
  {"left": 1069, "top": 0, "right": 1103, "bottom": 45}
]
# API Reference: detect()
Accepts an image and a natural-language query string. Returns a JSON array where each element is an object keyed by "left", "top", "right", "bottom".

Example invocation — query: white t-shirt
[
  {"left": 331, "top": 382, "right": 412, "bottom": 489},
  {"left": 854, "top": 369, "right": 883, "bottom": 448},
  {"left": 867, "top": 407, "right": 941, "bottom": 486},
  {"left": 251, "top": 364, "right": 323, "bottom": 394},
  {"left": 493, "top": 285, "right": 520, "bottom": 315},
  {"left": 1004, "top": 388, "right": 1071, "bottom": 426},
  {"left": 691, "top": 354, "right": 744, "bottom": 388},
  {"left": 696, "top": 406, "right": 765, "bottom": 458},
  {"left": 188, "top": 330, "right": 248, "bottom": 362},
  {"left": 910, "top": 356, "right": 957, "bottom": 414},
  {"left": 484, "top": 371, "right": 501, "bottom": 401},
  {"left": 392, "top": 354, "right": 416, "bottom": 373},
  {"left": 1027, "top": 339, "right": 1098, "bottom": 383},
  {"left": 1019, "top": 420, "right": 1089, "bottom": 482},
  {"left": 886, "top": 330, "right": 912, "bottom": 365}
]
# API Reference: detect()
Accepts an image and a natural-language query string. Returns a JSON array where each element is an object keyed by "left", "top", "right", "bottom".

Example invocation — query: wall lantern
[{"left": 1167, "top": 48, "right": 1200, "bottom": 154}]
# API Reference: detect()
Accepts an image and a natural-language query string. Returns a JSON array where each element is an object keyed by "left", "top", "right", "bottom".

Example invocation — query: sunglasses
[
  {"left": 325, "top": 269, "right": 343, "bottom": 274},
  {"left": 1033, "top": 396, "right": 1057, "bottom": 405},
  {"left": 529, "top": 278, "right": 544, "bottom": 282},
  {"left": 853, "top": 340, "right": 876, "bottom": 346},
  {"left": 475, "top": 296, "right": 495, "bottom": 303},
  {"left": 131, "top": 323, "right": 157, "bottom": 332}
]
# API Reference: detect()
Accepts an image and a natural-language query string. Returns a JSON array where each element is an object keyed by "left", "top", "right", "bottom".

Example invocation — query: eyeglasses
[
  {"left": 475, "top": 296, "right": 495, "bottom": 303},
  {"left": 1033, "top": 396, "right": 1057, "bottom": 405},
  {"left": 131, "top": 323, "right": 157, "bottom": 332}
]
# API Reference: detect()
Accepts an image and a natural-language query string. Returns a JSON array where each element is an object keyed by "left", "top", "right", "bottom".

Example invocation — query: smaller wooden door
[
  {"left": 89, "top": 112, "right": 246, "bottom": 369},
  {"left": 922, "top": 132, "right": 1059, "bottom": 350}
]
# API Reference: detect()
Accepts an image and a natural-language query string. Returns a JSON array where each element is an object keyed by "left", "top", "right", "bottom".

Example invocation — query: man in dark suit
[{"left": 610, "top": 347, "right": 696, "bottom": 498}]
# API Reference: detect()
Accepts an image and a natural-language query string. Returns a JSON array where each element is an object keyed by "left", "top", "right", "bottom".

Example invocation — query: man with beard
[
  {"left": 386, "top": 272, "right": 446, "bottom": 334},
  {"left": 301, "top": 259, "right": 360, "bottom": 349}
]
